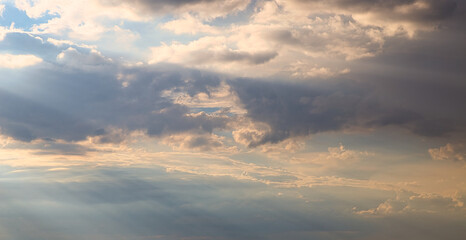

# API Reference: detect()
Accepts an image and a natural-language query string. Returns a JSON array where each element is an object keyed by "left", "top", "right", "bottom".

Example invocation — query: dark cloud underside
[
  {"left": 293, "top": 0, "right": 458, "bottom": 22},
  {"left": 1, "top": 18, "right": 466, "bottom": 147}
]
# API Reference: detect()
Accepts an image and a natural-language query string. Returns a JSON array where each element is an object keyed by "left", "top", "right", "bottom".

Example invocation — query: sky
[{"left": 0, "top": 0, "right": 466, "bottom": 239}]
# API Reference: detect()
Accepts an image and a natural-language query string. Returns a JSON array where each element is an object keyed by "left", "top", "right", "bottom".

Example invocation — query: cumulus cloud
[
  {"left": 152, "top": 0, "right": 463, "bottom": 79},
  {"left": 153, "top": 1, "right": 387, "bottom": 77},
  {"left": 12, "top": 0, "right": 462, "bottom": 80},
  {"left": 12, "top": 0, "right": 142, "bottom": 40},
  {"left": 12, "top": 0, "right": 249, "bottom": 40},
  {"left": 2, "top": 29, "right": 466, "bottom": 150}
]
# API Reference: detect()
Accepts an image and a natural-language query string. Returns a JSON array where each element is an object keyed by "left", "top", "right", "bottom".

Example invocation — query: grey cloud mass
[
  {"left": 0, "top": 33, "right": 228, "bottom": 145},
  {"left": 0, "top": 88, "right": 98, "bottom": 142},
  {"left": 98, "top": 0, "right": 249, "bottom": 17},
  {"left": 2, "top": 26, "right": 466, "bottom": 148},
  {"left": 230, "top": 79, "right": 456, "bottom": 146},
  {"left": 293, "top": 0, "right": 458, "bottom": 22},
  {"left": 229, "top": 6, "right": 466, "bottom": 146}
]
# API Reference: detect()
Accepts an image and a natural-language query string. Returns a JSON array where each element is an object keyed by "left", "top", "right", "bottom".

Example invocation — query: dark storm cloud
[
  {"left": 293, "top": 0, "right": 458, "bottom": 22},
  {"left": 230, "top": 78, "right": 457, "bottom": 146}
]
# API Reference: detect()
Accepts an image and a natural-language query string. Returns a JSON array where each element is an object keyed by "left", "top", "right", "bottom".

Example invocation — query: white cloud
[
  {"left": 14, "top": 0, "right": 142, "bottom": 40},
  {"left": 46, "top": 37, "right": 97, "bottom": 49},
  {"left": 160, "top": 14, "right": 220, "bottom": 35},
  {"left": 0, "top": 54, "right": 43, "bottom": 69},
  {"left": 0, "top": 4, "right": 5, "bottom": 17},
  {"left": 149, "top": 0, "right": 458, "bottom": 79},
  {"left": 13, "top": 0, "right": 249, "bottom": 40},
  {"left": 150, "top": 1, "right": 386, "bottom": 77},
  {"left": 149, "top": 36, "right": 278, "bottom": 74}
]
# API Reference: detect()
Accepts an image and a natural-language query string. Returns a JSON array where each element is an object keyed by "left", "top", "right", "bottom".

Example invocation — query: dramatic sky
[{"left": 0, "top": 0, "right": 466, "bottom": 239}]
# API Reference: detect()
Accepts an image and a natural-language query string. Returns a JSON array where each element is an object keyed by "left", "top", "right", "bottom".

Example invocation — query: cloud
[
  {"left": 0, "top": 54, "right": 42, "bottom": 68},
  {"left": 0, "top": 33, "right": 231, "bottom": 145},
  {"left": 290, "top": 64, "right": 350, "bottom": 79},
  {"left": 0, "top": 33, "right": 75, "bottom": 61},
  {"left": 0, "top": 4, "right": 4, "bottom": 17},
  {"left": 56, "top": 47, "right": 114, "bottom": 70},
  {"left": 356, "top": 190, "right": 465, "bottom": 215},
  {"left": 164, "top": 81, "right": 246, "bottom": 114},
  {"left": 162, "top": 132, "right": 236, "bottom": 152},
  {"left": 98, "top": 0, "right": 250, "bottom": 19},
  {"left": 1, "top": 3, "right": 466, "bottom": 240},
  {"left": 12, "top": 0, "right": 142, "bottom": 40},
  {"left": 153, "top": 2, "right": 386, "bottom": 77},
  {"left": 150, "top": 0, "right": 463, "bottom": 79},
  {"left": 2, "top": 27, "right": 466, "bottom": 151},
  {"left": 310, "top": 0, "right": 457, "bottom": 21},
  {"left": 30, "top": 140, "right": 95, "bottom": 156},
  {"left": 285, "top": 0, "right": 458, "bottom": 35},
  {"left": 160, "top": 14, "right": 220, "bottom": 35},
  {"left": 150, "top": 36, "right": 278, "bottom": 68},
  {"left": 429, "top": 143, "right": 465, "bottom": 162},
  {"left": 229, "top": 78, "right": 455, "bottom": 146},
  {"left": 13, "top": 0, "right": 249, "bottom": 41},
  {"left": 0, "top": 88, "right": 99, "bottom": 142}
]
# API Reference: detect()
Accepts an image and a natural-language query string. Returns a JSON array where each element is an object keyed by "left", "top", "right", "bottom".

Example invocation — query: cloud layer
[{"left": 1, "top": 1, "right": 466, "bottom": 240}]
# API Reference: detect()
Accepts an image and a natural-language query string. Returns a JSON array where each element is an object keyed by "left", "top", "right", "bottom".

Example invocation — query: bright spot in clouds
[{"left": 0, "top": 54, "right": 42, "bottom": 68}]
